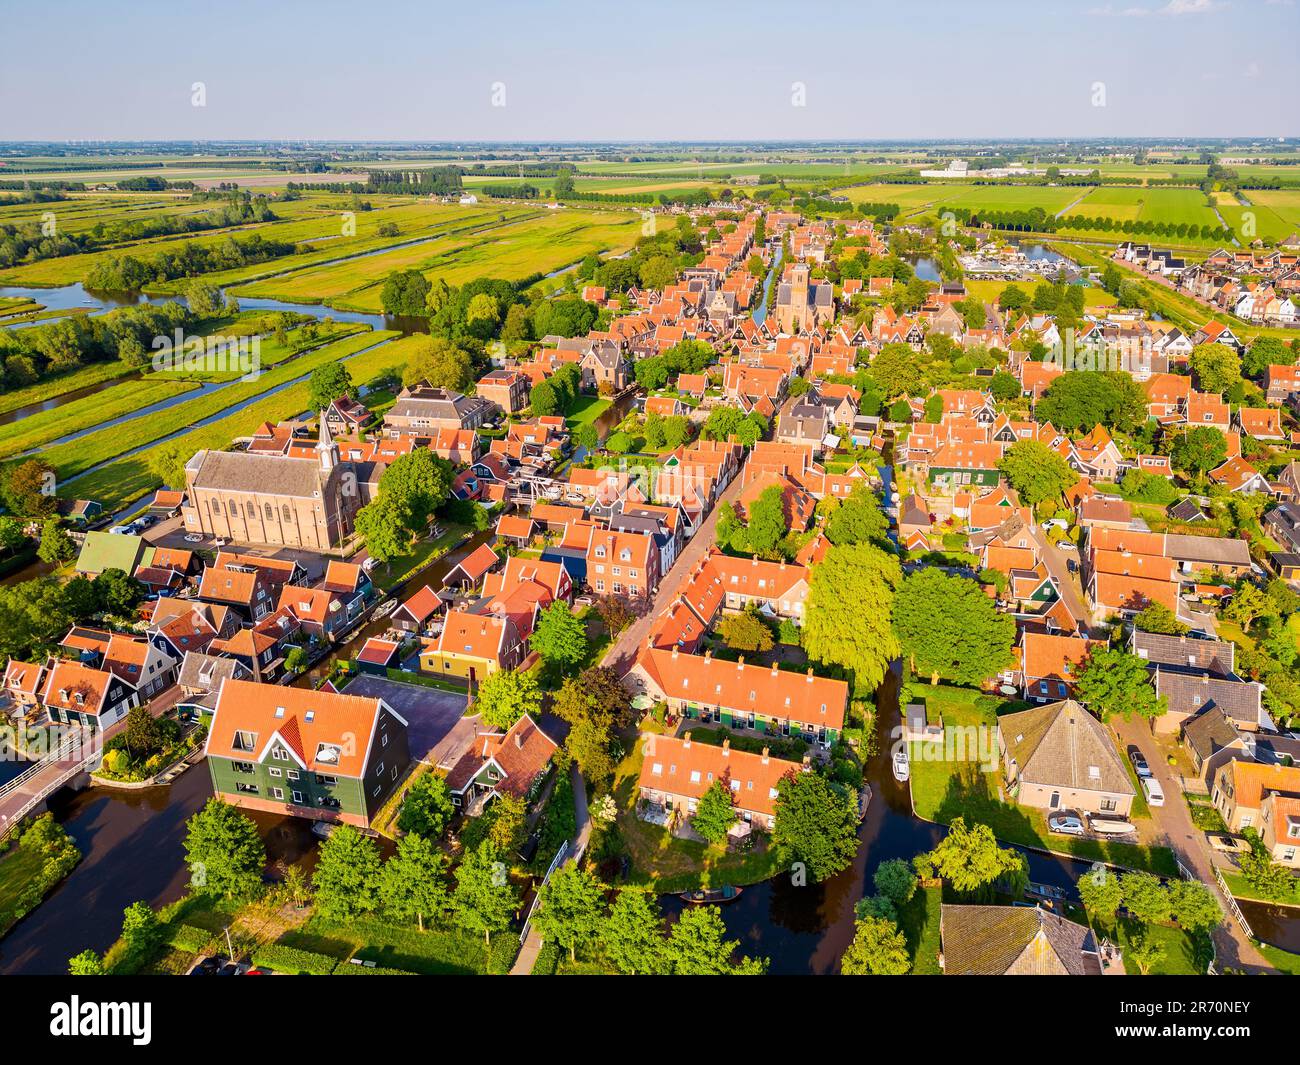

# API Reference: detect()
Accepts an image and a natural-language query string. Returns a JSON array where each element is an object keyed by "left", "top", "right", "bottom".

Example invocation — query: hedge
[
  {"left": 165, "top": 924, "right": 214, "bottom": 953},
  {"left": 332, "top": 963, "right": 416, "bottom": 975},
  {"left": 251, "top": 943, "right": 338, "bottom": 975}
]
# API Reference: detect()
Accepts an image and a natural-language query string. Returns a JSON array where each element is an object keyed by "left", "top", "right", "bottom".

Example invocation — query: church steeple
[{"left": 317, "top": 409, "right": 339, "bottom": 472}]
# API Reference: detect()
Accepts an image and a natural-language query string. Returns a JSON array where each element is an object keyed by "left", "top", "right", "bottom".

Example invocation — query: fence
[{"left": 519, "top": 839, "right": 570, "bottom": 944}]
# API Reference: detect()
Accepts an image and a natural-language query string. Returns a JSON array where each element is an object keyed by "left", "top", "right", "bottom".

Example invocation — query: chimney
[
  {"left": 515, "top": 730, "right": 524, "bottom": 749},
  {"left": 683, "top": 731, "right": 692, "bottom": 748},
  {"left": 807, "top": 667, "right": 815, "bottom": 683},
  {"left": 722, "top": 738, "right": 730, "bottom": 757},
  {"left": 703, "top": 649, "right": 712, "bottom": 662},
  {"left": 761, "top": 746, "right": 770, "bottom": 764},
  {"left": 737, "top": 655, "right": 745, "bottom": 670},
  {"left": 671, "top": 644, "right": 679, "bottom": 659}
]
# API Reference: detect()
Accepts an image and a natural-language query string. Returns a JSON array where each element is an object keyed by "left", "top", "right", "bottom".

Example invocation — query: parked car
[
  {"left": 1142, "top": 775, "right": 1165, "bottom": 807},
  {"left": 184, "top": 533, "right": 204, "bottom": 543},
  {"left": 1047, "top": 812, "right": 1085, "bottom": 836},
  {"left": 1128, "top": 745, "right": 1152, "bottom": 778},
  {"left": 109, "top": 525, "right": 132, "bottom": 535}
]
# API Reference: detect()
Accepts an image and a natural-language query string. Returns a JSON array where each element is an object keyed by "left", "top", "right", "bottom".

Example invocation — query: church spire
[{"left": 317, "top": 409, "right": 338, "bottom": 472}]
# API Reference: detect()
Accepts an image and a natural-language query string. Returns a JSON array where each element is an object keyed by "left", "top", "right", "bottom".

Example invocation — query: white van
[{"left": 1142, "top": 775, "right": 1165, "bottom": 807}]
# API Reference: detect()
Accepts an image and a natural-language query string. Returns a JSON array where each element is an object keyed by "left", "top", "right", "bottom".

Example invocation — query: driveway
[
  {"left": 1113, "top": 716, "right": 1271, "bottom": 973},
  {"left": 341, "top": 674, "right": 473, "bottom": 767}
]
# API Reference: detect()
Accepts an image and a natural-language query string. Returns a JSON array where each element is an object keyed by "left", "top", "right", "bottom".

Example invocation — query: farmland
[
  {"left": 70, "top": 332, "right": 420, "bottom": 510},
  {"left": 37, "top": 329, "right": 393, "bottom": 486},
  {"left": 232, "top": 208, "right": 643, "bottom": 312}
]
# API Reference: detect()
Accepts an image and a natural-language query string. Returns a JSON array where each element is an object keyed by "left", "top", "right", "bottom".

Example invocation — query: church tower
[{"left": 316, "top": 410, "right": 339, "bottom": 472}]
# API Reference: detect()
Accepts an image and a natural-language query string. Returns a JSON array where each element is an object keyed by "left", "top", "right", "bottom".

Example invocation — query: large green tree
[
  {"left": 530, "top": 601, "right": 588, "bottom": 672},
  {"left": 803, "top": 542, "right": 901, "bottom": 690},
  {"left": 312, "top": 825, "right": 384, "bottom": 919},
  {"left": 893, "top": 568, "right": 1015, "bottom": 685},
  {"left": 840, "top": 915, "right": 910, "bottom": 975},
  {"left": 824, "top": 482, "right": 888, "bottom": 547},
  {"left": 182, "top": 798, "right": 266, "bottom": 899},
  {"left": 1075, "top": 646, "right": 1166, "bottom": 728},
  {"left": 918, "top": 817, "right": 1027, "bottom": 900},
  {"left": 772, "top": 770, "right": 860, "bottom": 883},
  {"left": 998, "top": 440, "right": 1077, "bottom": 509},
  {"left": 664, "top": 905, "right": 767, "bottom": 975},
  {"left": 533, "top": 865, "right": 607, "bottom": 962},
  {"left": 692, "top": 779, "right": 739, "bottom": 844},
  {"left": 474, "top": 667, "right": 543, "bottom": 730},
  {"left": 378, "top": 832, "right": 449, "bottom": 931},
  {"left": 602, "top": 889, "right": 667, "bottom": 975},
  {"left": 451, "top": 841, "right": 520, "bottom": 946},
  {"left": 396, "top": 773, "right": 456, "bottom": 840},
  {"left": 1190, "top": 342, "right": 1241, "bottom": 394}
]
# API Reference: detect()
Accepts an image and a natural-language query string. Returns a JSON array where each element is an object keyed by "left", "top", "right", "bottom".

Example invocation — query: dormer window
[{"left": 233, "top": 730, "right": 256, "bottom": 752}]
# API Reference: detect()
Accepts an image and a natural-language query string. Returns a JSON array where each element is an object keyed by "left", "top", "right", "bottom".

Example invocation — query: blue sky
[{"left": 1, "top": 0, "right": 1294, "bottom": 141}]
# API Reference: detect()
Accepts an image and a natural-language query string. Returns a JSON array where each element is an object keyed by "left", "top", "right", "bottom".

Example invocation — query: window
[
  {"left": 282, "top": 505, "right": 292, "bottom": 521},
  {"left": 382, "top": 733, "right": 389, "bottom": 747},
  {"left": 233, "top": 730, "right": 256, "bottom": 753},
  {"left": 271, "top": 746, "right": 289, "bottom": 762},
  {"left": 316, "top": 774, "right": 337, "bottom": 787},
  {"left": 287, "top": 770, "right": 300, "bottom": 781},
  {"left": 264, "top": 503, "right": 274, "bottom": 520},
  {"left": 291, "top": 790, "right": 304, "bottom": 804},
  {"left": 236, "top": 783, "right": 258, "bottom": 795},
  {"left": 270, "top": 787, "right": 284, "bottom": 800},
  {"left": 376, "top": 762, "right": 385, "bottom": 776},
  {"left": 233, "top": 761, "right": 254, "bottom": 774},
  {"left": 269, "top": 767, "right": 282, "bottom": 778}
]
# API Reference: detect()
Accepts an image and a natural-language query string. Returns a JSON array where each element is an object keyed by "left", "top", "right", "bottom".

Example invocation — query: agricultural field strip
[
  {"left": 0, "top": 198, "right": 510, "bottom": 287},
  {"left": 70, "top": 333, "right": 423, "bottom": 511},
  {"left": 39, "top": 330, "right": 393, "bottom": 480},
  {"left": 0, "top": 377, "right": 200, "bottom": 460},
  {"left": 241, "top": 209, "right": 641, "bottom": 311},
  {"left": 148, "top": 205, "right": 535, "bottom": 294},
  {"left": 227, "top": 209, "right": 555, "bottom": 302},
  {"left": 0, "top": 359, "right": 139, "bottom": 416}
]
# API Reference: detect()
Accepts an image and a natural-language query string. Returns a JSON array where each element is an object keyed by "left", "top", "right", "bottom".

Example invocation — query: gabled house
[
  {"left": 445, "top": 713, "right": 559, "bottom": 815},
  {"left": 939, "top": 905, "right": 1119, "bottom": 975},
  {"left": 205, "top": 679, "right": 410, "bottom": 829},
  {"left": 998, "top": 700, "right": 1135, "bottom": 817}
]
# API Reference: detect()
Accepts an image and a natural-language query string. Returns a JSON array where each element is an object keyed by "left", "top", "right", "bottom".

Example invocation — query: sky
[{"left": 0, "top": 0, "right": 1295, "bottom": 142}]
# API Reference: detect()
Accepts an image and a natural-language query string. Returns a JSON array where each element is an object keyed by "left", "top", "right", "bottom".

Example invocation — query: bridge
[{"left": 0, "top": 684, "right": 181, "bottom": 846}]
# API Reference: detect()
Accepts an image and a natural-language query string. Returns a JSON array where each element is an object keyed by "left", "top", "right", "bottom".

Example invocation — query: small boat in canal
[
  {"left": 679, "top": 885, "right": 743, "bottom": 905},
  {"left": 892, "top": 746, "right": 910, "bottom": 783}
]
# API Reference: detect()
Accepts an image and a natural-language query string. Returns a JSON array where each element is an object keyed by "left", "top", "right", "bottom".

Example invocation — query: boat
[
  {"left": 679, "top": 885, "right": 743, "bottom": 905},
  {"left": 373, "top": 598, "right": 398, "bottom": 620},
  {"left": 858, "top": 783, "right": 873, "bottom": 821},
  {"left": 892, "top": 746, "right": 910, "bottom": 783},
  {"left": 311, "top": 821, "right": 337, "bottom": 841},
  {"left": 1087, "top": 816, "right": 1135, "bottom": 836}
]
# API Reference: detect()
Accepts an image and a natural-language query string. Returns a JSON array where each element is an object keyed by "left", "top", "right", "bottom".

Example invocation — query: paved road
[
  {"left": 1113, "top": 716, "right": 1271, "bottom": 973},
  {"left": 601, "top": 465, "right": 747, "bottom": 677},
  {"left": 1029, "top": 524, "right": 1093, "bottom": 635},
  {"left": 0, "top": 684, "right": 181, "bottom": 837}
]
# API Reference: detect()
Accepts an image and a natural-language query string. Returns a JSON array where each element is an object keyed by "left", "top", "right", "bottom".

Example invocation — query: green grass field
[
  {"left": 0, "top": 377, "right": 198, "bottom": 459},
  {"left": 236, "top": 209, "right": 642, "bottom": 313},
  {"left": 67, "top": 332, "right": 418, "bottom": 509},
  {"left": 0, "top": 359, "right": 140, "bottom": 416},
  {"left": 40, "top": 329, "right": 391, "bottom": 485}
]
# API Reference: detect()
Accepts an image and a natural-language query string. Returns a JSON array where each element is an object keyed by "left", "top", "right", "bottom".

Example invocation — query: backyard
[{"left": 907, "top": 684, "right": 1178, "bottom": 876}]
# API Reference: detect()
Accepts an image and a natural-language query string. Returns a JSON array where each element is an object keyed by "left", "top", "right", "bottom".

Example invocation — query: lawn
[
  {"left": 898, "top": 883, "right": 944, "bottom": 975},
  {"left": 908, "top": 685, "right": 1178, "bottom": 876},
  {"left": 565, "top": 395, "right": 612, "bottom": 432},
  {"left": 1254, "top": 940, "right": 1300, "bottom": 975},
  {"left": 279, "top": 914, "right": 517, "bottom": 975},
  {"left": 369, "top": 524, "right": 469, "bottom": 592},
  {"left": 1219, "top": 869, "right": 1300, "bottom": 906},
  {"left": 611, "top": 741, "right": 785, "bottom": 893},
  {"left": 0, "top": 844, "right": 44, "bottom": 939}
]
